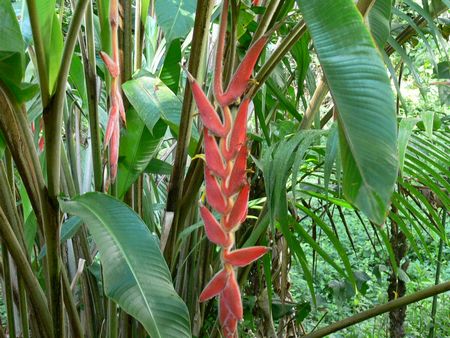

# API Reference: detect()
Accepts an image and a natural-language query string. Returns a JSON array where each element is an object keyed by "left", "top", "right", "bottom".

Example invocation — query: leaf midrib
[{"left": 77, "top": 199, "right": 161, "bottom": 338}]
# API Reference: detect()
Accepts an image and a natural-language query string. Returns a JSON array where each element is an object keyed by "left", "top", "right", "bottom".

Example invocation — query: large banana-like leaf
[
  {"left": 123, "top": 76, "right": 182, "bottom": 132},
  {"left": 298, "top": 0, "right": 398, "bottom": 224},
  {"left": 0, "top": 0, "right": 24, "bottom": 86},
  {"left": 60, "top": 193, "right": 191, "bottom": 338},
  {"left": 368, "top": 0, "right": 392, "bottom": 50},
  {"left": 155, "top": 0, "right": 196, "bottom": 44}
]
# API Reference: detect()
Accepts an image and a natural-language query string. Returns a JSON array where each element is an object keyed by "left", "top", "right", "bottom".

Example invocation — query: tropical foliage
[{"left": 0, "top": 0, "right": 448, "bottom": 337}]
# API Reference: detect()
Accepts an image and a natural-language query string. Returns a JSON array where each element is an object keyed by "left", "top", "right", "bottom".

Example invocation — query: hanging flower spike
[
  {"left": 100, "top": 0, "right": 126, "bottom": 181},
  {"left": 187, "top": 0, "right": 276, "bottom": 336}
]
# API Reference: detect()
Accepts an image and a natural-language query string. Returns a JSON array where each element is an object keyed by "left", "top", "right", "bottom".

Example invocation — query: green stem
[
  {"left": 120, "top": 0, "right": 133, "bottom": 82},
  {"left": 41, "top": 1, "right": 89, "bottom": 337},
  {"left": 299, "top": 78, "right": 329, "bottom": 130},
  {"left": 304, "top": 281, "right": 450, "bottom": 338},
  {"left": 44, "top": 0, "right": 89, "bottom": 199},
  {"left": 0, "top": 207, "right": 53, "bottom": 338},
  {"left": 25, "top": 0, "right": 50, "bottom": 105},
  {"left": 428, "top": 210, "right": 446, "bottom": 338},
  {"left": 248, "top": 21, "right": 307, "bottom": 98},
  {"left": 107, "top": 300, "right": 118, "bottom": 338},
  {"left": 18, "top": 277, "right": 30, "bottom": 338},
  {"left": 1, "top": 243, "right": 16, "bottom": 338},
  {"left": 84, "top": 1, "right": 103, "bottom": 191},
  {"left": 251, "top": 0, "right": 282, "bottom": 43},
  {"left": 61, "top": 266, "right": 84, "bottom": 338}
]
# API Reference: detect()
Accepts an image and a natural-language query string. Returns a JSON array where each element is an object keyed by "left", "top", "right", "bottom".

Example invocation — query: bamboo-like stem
[
  {"left": 299, "top": 79, "right": 329, "bottom": 130},
  {"left": 163, "top": 0, "right": 214, "bottom": 265},
  {"left": 107, "top": 300, "right": 118, "bottom": 338},
  {"left": 120, "top": 0, "right": 133, "bottom": 82},
  {"left": 0, "top": 207, "right": 53, "bottom": 338},
  {"left": 18, "top": 277, "right": 30, "bottom": 338},
  {"left": 61, "top": 265, "right": 84, "bottom": 338},
  {"left": 428, "top": 210, "right": 446, "bottom": 338},
  {"left": 1, "top": 244, "right": 16, "bottom": 338},
  {"left": 251, "top": 0, "right": 282, "bottom": 43},
  {"left": 84, "top": 1, "right": 103, "bottom": 191},
  {"left": 44, "top": 0, "right": 89, "bottom": 199},
  {"left": 248, "top": 21, "right": 307, "bottom": 98},
  {"left": 0, "top": 162, "right": 28, "bottom": 252},
  {"left": 41, "top": 1, "right": 89, "bottom": 336},
  {"left": 304, "top": 281, "right": 450, "bottom": 338},
  {"left": 25, "top": 0, "right": 50, "bottom": 105}
]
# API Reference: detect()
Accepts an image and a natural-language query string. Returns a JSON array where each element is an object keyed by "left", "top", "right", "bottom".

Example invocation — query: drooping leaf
[
  {"left": 160, "top": 39, "right": 182, "bottom": 94},
  {"left": 59, "top": 192, "right": 191, "bottom": 337},
  {"left": 117, "top": 108, "right": 166, "bottom": 198},
  {"left": 398, "top": 118, "right": 419, "bottom": 174},
  {"left": 155, "top": 0, "right": 196, "bottom": 44},
  {"left": 0, "top": 0, "right": 24, "bottom": 86},
  {"left": 368, "top": 0, "right": 392, "bottom": 50},
  {"left": 35, "top": 0, "right": 63, "bottom": 93},
  {"left": 298, "top": 0, "right": 398, "bottom": 224},
  {"left": 123, "top": 76, "right": 182, "bottom": 132},
  {"left": 145, "top": 158, "right": 173, "bottom": 175},
  {"left": 290, "top": 33, "right": 311, "bottom": 98}
]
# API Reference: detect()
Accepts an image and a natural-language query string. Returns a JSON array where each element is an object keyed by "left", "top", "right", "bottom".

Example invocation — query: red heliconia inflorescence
[
  {"left": 187, "top": 0, "right": 272, "bottom": 336},
  {"left": 100, "top": 0, "right": 126, "bottom": 181}
]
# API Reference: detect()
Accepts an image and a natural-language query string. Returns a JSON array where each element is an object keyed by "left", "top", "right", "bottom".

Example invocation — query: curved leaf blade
[
  {"left": 118, "top": 108, "right": 166, "bottom": 198},
  {"left": 299, "top": 0, "right": 398, "bottom": 224},
  {"left": 155, "top": 0, "right": 196, "bottom": 44},
  {"left": 60, "top": 193, "right": 191, "bottom": 338}
]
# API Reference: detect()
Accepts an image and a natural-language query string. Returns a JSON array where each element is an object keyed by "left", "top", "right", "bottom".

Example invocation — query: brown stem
[{"left": 164, "top": 0, "right": 215, "bottom": 265}]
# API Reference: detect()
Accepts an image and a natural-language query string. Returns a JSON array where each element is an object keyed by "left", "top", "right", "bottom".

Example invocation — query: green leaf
[
  {"left": 145, "top": 158, "right": 173, "bottom": 175},
  {"left": 435, "top": 61, "right": 450, "bottom": 79},
  {"left": 0, "top": 0, "right": 25, "bottom": 85},
  {"left": 117, "top": 109, "right": 166, "bottom": 198},
  {"left": 398, "top": 118, "right": 419, "bottom": 175},
  {"left": 69, "top": 55, "right": 88, "bottom": 109},
  {"left": 155, "top": 0, "right": 196, "bottom": 44},
  {"left": 123, "top": 76, "right": 182, "bottom": 132},
  {"left": 59, "top": 192, "right": 191, "bottom": 337},
  {"left": 0, "top": 131, "right": 5, "bottom": 158},
  {"left": 298, "top": 0, "right": 398, "bottom": 224},
  {"left": 160, "top": 39, "right": 182, "bottom": 94},
  {"left": 324, "top": 123, "right": 338, "bottom": 192},
  {"left": 290, "top": 33, "right": 311, "bottom": 98},
  {"left": 34, "top": 1, "right": 63, "bottom": 92},
  {"left": 368, "top": 0, "right": 392, "bottom": 50}
]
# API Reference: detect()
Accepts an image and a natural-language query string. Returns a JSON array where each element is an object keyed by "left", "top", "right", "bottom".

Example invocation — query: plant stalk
[
  {"left": 163, "top": 0, "right": 214, "bottom": 265},
  {"left": 0, "top": 207, "right": 53, "bottom": 338}
]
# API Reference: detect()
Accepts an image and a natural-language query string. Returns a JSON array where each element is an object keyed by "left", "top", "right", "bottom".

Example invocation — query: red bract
[
  {"left": 204, "top": 130, "right": 227, "bottom": 178},
  {"left": 224, "top": 246, "right": 269, "bottom": 267},
  {"left": 186, "top": 70, "right": 230, "bottom": 137},
  {"left": 200, "top": 206, "right": 231, "bottom": 247},
  {"left": 101, "top": 0, "right": 125, "bottom": 181},
  {"left": 191, "top": 0, "right": 274, "bottom": 336},
  {"left": 199, "top": 268, "right": 230, "bottom": 302},
  {"left": 224, "top": 184, "right": 249, "bottom": 231},
  {"left": 187, "top": 0, "right": 276, "bottom": 338}
]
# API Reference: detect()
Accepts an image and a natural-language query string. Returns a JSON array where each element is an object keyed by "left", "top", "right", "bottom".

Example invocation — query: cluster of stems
[
  {"left": 100, "top": 0, "right": 126, "bottom": 181},
  {"left": 187, "top": 0, "right": 272, "bottom": 336}
]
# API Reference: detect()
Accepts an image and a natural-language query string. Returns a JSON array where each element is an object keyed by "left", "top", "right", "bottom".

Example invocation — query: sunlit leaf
[{"left": 60, "top": 193, "right": 191, "bottom": 337}]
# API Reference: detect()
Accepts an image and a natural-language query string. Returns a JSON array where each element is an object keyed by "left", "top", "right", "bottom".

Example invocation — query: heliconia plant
[
  {"left": 186, "top": 0, "right": 271, "bottom": 336},
  {"left": 100, "top": 0, "right": 126, "bottom": 181}
]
